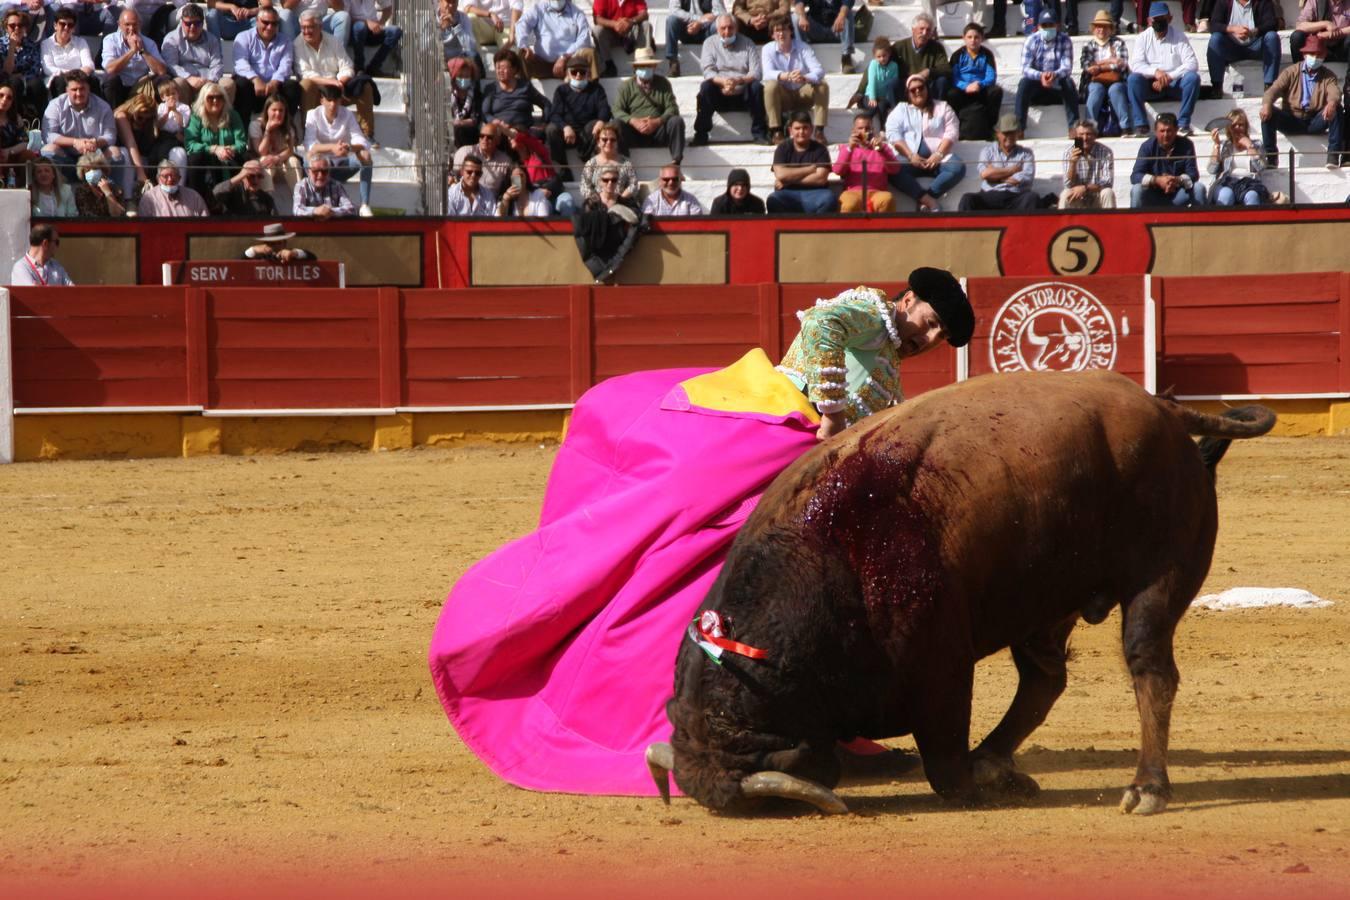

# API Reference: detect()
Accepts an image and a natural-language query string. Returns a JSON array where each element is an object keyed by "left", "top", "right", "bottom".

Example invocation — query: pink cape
[{"left": 428, "top": 366, "right": 819, "bottom": 795}]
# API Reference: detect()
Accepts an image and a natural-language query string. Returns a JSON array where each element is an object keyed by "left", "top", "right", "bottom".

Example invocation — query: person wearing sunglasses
[
  {"left": 231, "top": 7, "right": 300, "bottom": 121},
  {"left": 2, "top": 10, "right": 47, "bottom": 117},
  {"left": 641, "top": 162, "right": 704, "bottom": 215},
  {"left": 39, "top": 9, "right": 98, "bottom": 101},
  {"left": 160, "top": 4, "right": 234, "bottom": 105},
  {"left": 214, "top": 157, "right": 278, "bottom": 214},
  {"left": 9, "top": 224, "right": 74, "bottom": 287},
  {"left": 451, "top": 120, "right": 514, "bottom": 194}
]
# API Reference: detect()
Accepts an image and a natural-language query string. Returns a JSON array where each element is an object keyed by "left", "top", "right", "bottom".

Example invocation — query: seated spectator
[
  {"left": 304, "top": 83, "right": 373, "bottom": 216},
  {"left": 613, "top": 46, "right": 686, "bottom": 159},
  {"left": 439, "top": 0, "right": 481, "bottom": 67},
  {"left": 561, "top": 121, "right": 636, "bottom": 213},
  {"left": 232, "top": 7, "right": 299, "bottom": 121},
  {"left": 886, "top": 74, "right": 964, "bottom": 212},
  {"left": 1127, "top": 2, "right": 1201, "bottom": 136},
  {"left": 763, "top": 15, "right": 828, "bottom": 144},
  {"left": 642, "top": 161, "right": 704, "bottom": 215},
  {"left": 504, "top": 122, "right": 564, "bottom": 206},
  {"left": 115, "top": 88, "right": 186, "bottom": 196},
  {"left": 136, "top": 157, "right": 208, "bottom": 214},
  {"left": 790, "top": 0, "right": 857, "bottom": 74},
  {"left": 213, "top": 157, "right": 279, "bottom": 214},
  {"left": 515, "top": 0, "right": 593, "bottom": 80},
  {"left": 101, "top": 9, "right": 169, "bottom": 109},
  {"left": 73, "top": 149, "right": 127, "bottom": 215},
  {"left": 282, "top": 0, "right": 352, "bottom": 44},
  {"left": 766, "top": 109, "right": 834, "bottom": 212},
  {"left": 1130, "top": 111, "right": 1207, "bottom": 206},
  {"left": 1208, "top": 108, "right": 1270, "bottom": 204},
  {"left": 946, "top": 23, "right": 1001, "bottom": 140},
  {"left": 64, "top": 0, "right": 120, "bottom": 48},
  {"left": 1260, "top": 36, "right": 1342, "bottom": 167},
  {"left": 710, "top": 167, "right": 764, "bottom": 213},
  {"left": 1015, "top": 9, "right": 1078, "bottom": 135},
  {"left": 40, "top": 9, "right": 99, "bottom": 101},
  {"left": 42, "top": 71, "right": 124, "bottom": 184},
  {"left": 546, "top": 49, "right": 609, "bottom": 181},
  {"left": 446, "top": 152, "right": 497, "bottom": 215},
  {"left": 572, "top": 174, "right": 647, "bottom": 283},
  {"left": 160, "top": 4, "right": 232, "bottom": 105},
  {"left": 732, "top": 0, "right": 788, "bottom": 44},
  {"left": 592, "top": 0, "right": 651, "bottom": 78},
  {"left": 208, "top": 0, "right": 264, "bottom": 42},
  {"left": 447, "top": 56, "right": 483, "bottom": 149},
  {"left": 453, "top": 121, "right": 513, "bottom": 193},
  {"left": 184, "top": 80, "right": 246, "bottom": 196},
  {"left": 243, "top": 222, "right": 314, "bottom": 259},
  {"left": 1290, "top": 0, "right": 1350, "bottom": 63},
  {"left": 296, "top": 9, "right": 376, "bottom": 143},
  {"left": 855, "top": 37, "right": 899, "bottom": 128},
  {"left": 294, "top": 150, "right": 354, "bottom": 216},
  {"left": 1078, "top": 11, "right": 1131, "bottom": 135},
  {"left": 693, "top": 15, "right": 767, "bottom": 145},
  {"left": 893, "top": 13, "right": 949, "bottom": 98},
  {"left": 1207, "top": 0, "right": 1280, "bottom": 96},
  {"left": 0, "top": 82, "right": 38, "bottom": 185},
  {"left": 663, "top": 0, "right": 723, "bottom": 78},
  {"left": 249, "top": 92, "right": 304, "bottom": 201},
  {"left": 2, "top": 9, "right": 46, "bottom": 117},
  {"left": 497, "top": 163, "right": 554, "bottom": 216},
  {"left": 9, "top": 224, "right": 74, "bottom": 286},
  {"left": 1059, "top": 118, "right": 1115, "bottom": 207},
  {"left": 463, "top": 0, "right": 516, "bottom": 50},
  {"left": 957, "top": 112, "right": 1037, "bottom": 211},
  {"left": 833, "top": 111, "right": 899, "bottom": 212},
  {"left": 30, "top": 157, "right": 79, "bottom": 216},
  {"left": 481, "top": 47, "right": 550, "bottom": 133},
  {"left": 349, "top": 0, "right": 402, "bottom": 76}
]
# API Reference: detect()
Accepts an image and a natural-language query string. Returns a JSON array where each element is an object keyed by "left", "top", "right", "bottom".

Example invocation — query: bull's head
[{"left": 645, "top": 741, "right": 848, "bottom": 815}]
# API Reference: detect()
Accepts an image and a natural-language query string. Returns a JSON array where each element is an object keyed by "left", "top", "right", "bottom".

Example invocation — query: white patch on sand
[{"left": 1193, "top": 587, "right": 1334, "bottom": 611}]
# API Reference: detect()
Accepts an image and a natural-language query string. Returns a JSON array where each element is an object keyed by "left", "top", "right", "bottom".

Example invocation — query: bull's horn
[
  {"left": 646, "top": 742, "right": 674, "bottom": 804},
  {"left": 739, "top": 771, "right": 849, "bottom": 815}
]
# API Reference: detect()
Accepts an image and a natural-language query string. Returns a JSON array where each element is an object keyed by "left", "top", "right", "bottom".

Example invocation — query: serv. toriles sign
[{"left": 163, "top": 260, "right": 346, "bottom": 287}]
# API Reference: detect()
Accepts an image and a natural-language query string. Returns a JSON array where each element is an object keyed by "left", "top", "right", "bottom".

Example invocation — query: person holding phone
[
  {"left": 496, "top": 164, "right": 554, "bottom": 215},
  {"left": 1059, "top": 118, "right": 1115, "bottom": 207},
  {"left": 833, "top": 110, "right": 899, "bottom": 211}
]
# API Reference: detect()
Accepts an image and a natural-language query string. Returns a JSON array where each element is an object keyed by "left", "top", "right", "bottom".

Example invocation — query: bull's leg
[
  {"left": 970, "top": 616, "right": 1078, "bottom": 799},
  {"left": 910, "top": 662, "right": 983, "bottom": 805},
  {"left": 1118, "top": 581, "right": 1185, "bottom": 816}
]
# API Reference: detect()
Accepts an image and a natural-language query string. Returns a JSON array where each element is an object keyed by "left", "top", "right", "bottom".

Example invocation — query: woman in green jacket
[{"left": 185, "top": 82, "right": 248, "bottom": 199}]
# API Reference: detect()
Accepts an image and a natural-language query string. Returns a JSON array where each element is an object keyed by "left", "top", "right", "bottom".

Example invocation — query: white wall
[{"left": 1, "top": 189, "right": 30, "bottom": 286}]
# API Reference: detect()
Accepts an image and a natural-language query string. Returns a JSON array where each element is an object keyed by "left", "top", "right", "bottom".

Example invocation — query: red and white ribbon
[{"left": 687, "top": 610, "right": 769, "bottom": 664}]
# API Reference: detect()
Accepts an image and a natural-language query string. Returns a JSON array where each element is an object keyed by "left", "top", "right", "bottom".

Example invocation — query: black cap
[
  {"left": 906, "top": 267, "right": 973, "bottom": 348},
  {"left": 726, "top": 168, "right": 750, "bottom": 188}
]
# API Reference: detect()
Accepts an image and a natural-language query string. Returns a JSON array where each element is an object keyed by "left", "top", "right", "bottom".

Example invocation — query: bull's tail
[{"left": 1160, "top": 401, "right": 1277, "bottom": 478}]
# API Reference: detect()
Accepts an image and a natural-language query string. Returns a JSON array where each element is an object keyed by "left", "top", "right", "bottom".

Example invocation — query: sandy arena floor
[{"left": 2, "top": 435, "right": 1348, "bottom": 898}]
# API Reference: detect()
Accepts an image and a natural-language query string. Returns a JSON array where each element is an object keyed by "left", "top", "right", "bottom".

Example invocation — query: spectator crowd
[{"left": 3, "top": 0, "right": 1346, "bottom": 218}]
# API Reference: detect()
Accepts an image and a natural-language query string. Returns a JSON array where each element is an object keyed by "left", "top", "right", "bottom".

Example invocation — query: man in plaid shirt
[
  {"left": 1059, "top": 119, "right": 1116, "bottom": 208},
  {"left": 1014, "top": 8, "right": 1078, "bottom": 136}
]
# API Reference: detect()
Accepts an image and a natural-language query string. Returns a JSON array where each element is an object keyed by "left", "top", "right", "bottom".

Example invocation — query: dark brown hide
[{"left": 665, "top": 370, "right": 1275, "bottom": 815}]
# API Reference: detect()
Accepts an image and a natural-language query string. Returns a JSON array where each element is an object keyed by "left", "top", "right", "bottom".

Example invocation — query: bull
[{"left": 646, "top": 370, "right": 1276, "bottom": 816}]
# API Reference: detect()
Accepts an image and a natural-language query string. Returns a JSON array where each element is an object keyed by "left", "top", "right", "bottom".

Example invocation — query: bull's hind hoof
[
  {"left": 972, "top": 756, "right": 1041, "bottom": 800},
  {"left": 1119, "top": 785, "right": 1168, "bottom": 815}
]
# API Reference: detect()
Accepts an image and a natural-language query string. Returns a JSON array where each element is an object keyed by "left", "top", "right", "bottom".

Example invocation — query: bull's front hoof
[
  {"left": 1119, "top": 785, "right": 1169, "bottom": 815},
  {"left": 972, "top": 756, "right": 1041, "bottom": 801}
]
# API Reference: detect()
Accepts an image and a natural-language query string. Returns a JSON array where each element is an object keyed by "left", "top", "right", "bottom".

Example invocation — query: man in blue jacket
[{"left": 1130, "top": 112, "right": 1207, "bottom": 207}]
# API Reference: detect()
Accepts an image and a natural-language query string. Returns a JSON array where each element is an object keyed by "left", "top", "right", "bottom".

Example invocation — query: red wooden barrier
[
  {"left": 6, "top": 277, "right": 1348, "bottom": 411},
  {"left": 1156, "top": 273, "right": 1346, "bottom": 396}
]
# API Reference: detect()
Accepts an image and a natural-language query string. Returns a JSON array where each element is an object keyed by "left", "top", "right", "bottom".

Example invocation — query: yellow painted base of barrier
[{"left": 9, "top": 401, "right": 1347, "bottom": 462}]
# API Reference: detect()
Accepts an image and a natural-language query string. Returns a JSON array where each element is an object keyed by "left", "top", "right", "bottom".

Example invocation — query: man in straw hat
[
  {"left": 242, "top": 223, "right": 315, "bottom": 262},
  {"left": 613, "top": 45, "right": 687, "bottom": 160},
  {"left": 958, "top": 112, "right": 1039, "bottom": 210}
]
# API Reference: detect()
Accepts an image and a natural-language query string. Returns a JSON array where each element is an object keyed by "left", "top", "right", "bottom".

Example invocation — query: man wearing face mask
[
  {"left": 516, "top": 0, "right": 594, "bottom": 80},
  {"left": 692, "top": 13, "right": 768, "bottom": 145},
  {"left": 1260, "top": 33, "right": 1342, "bottom": 168},
  {"left": 1126, "top": 1, "right": 1200, "bottom": 137},
  {"left": 612, "top": 45, "right": 686, "bottom": 161},
  {"left": 546, "top": 49, "right": 610, "bottom": 181},
  {"left": 137, "top": 159, "right": 210, "bottom": 216},
  {"left": 1014, "top": 9, "right": 1078, "bottom": 135}
]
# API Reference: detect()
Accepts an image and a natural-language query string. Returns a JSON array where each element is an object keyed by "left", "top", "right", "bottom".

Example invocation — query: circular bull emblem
[{"left": 989, "top": 282, "right": 1118, "bottom": 374}]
